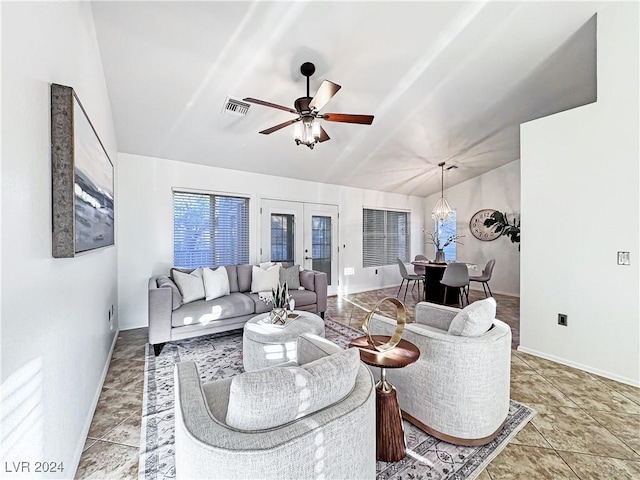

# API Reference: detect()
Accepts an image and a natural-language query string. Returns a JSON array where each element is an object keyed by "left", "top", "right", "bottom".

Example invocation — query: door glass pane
[
  {"left": 312, "top": 216, "right": 331, "bottom": 284},
  {"left": 271, "top": 214, "right": 295, "bottom": 263}
]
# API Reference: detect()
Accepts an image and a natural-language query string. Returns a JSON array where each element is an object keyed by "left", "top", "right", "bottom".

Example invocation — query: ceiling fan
[{"left": 243, "top": 62, "right": 374, "bottom": 149}]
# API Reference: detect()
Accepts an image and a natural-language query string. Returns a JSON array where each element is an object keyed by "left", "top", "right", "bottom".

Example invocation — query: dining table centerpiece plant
[
  {"left": 269, "top": 281, "right": 290, "bottom": 325},
  {"left": 425, "top": 230, "right": 465, "bottom": 263}
]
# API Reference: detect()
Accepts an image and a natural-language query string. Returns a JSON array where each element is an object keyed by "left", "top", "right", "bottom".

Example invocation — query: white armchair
[
  {"left": 174, "top": 333, "right": 376, "bottom": 480},
  {"left": 368, "top": 300, "right": 511, "bottom": 446}
]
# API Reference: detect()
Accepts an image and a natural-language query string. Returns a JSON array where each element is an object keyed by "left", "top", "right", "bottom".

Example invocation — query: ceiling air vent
[{"left": 222, "top": 96, "right": 250, "bottom": 116}]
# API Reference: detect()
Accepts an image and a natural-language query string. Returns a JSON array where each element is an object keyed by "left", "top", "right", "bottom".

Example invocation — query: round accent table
[
  {"left": 242, "top": 310, "right": 325, "bottom": 372},
  {"left": 349, "top": 335, "right": 420, "bottom": 462}
]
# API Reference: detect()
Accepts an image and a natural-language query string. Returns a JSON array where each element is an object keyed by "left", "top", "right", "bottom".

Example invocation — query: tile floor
[{"left": 76, "top": 287, "right": 640, "bottom": 479}]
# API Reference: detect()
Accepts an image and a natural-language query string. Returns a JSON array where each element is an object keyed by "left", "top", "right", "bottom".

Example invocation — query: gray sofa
[{"left": 148, "top": 264, "right": 328, "bottom": 355}]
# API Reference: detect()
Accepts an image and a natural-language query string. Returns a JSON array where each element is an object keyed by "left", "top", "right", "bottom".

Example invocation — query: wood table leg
[{"left": 375, "top": 374, "right": 406, "bottom": 462}]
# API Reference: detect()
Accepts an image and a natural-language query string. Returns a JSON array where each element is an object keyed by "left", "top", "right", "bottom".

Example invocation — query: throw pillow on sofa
[
  {"left": 279, "top": 265, "right": 301, "bottom": 290},
  {"left": 157, "top": 276, "right": 182, "bottom": 310},
  {"left": 225, "top": 347, "right": 360, "bottom": 430},
  {"left": 251, "top": 264, "right": 280, "bottom": 293},
  {"left": 448, "top": 297, "right": 496, "bottom": 337},
  {"left": 202, "top": 267, "right": 231, "bottom": 301},
  {"left": 173, "top": 268, "right": 205, "bottom": 304}
]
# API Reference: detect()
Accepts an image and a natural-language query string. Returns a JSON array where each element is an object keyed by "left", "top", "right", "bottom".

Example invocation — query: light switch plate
[{"left": 617, "top": 251, "right": 630, "bottom": 265}]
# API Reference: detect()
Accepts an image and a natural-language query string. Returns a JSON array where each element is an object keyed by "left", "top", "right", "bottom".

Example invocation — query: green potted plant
[
  {"left": 269, "top": 281, "right": 290, "bottom": 325},
  {"left": 484, "top": 211, "right": 520, "bottom": 249}
]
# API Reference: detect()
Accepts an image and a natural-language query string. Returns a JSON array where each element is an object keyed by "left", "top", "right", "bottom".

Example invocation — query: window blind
[
  {"left": 173, "top": 191, "right": 249, "bottom": 268},
  {"left": 363, "top": 208, "right": 410, "bottom": 267}
]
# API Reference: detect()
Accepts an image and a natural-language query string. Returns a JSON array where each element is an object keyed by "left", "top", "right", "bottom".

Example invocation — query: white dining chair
[
  {"left": 440, "top": 262, "right": 469, "bottom": 307},
  {"left": 397, "top": 258, "right": 424, "bottom": 302},
  {"left": 469, "top": 259, "right": 496, "bottom": 298}
]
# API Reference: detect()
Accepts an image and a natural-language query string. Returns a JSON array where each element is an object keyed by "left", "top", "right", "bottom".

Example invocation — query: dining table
[{"left": 411, "top": 261, "right": 478, "bottom": 306}]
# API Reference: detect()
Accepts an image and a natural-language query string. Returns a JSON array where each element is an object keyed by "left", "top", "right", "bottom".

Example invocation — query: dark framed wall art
[{"left": 51, "top": 84, "right": 114, "bottom": 257}]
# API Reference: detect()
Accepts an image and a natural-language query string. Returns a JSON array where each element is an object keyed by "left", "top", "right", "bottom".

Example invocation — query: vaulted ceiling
[{"left": 91, "top": 1, "right": 599, "bottom": 197}]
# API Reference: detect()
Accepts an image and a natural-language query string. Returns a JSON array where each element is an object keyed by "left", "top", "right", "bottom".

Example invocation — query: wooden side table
[{"left": 349, "top": 335, "right": 420, "bottom": 462}]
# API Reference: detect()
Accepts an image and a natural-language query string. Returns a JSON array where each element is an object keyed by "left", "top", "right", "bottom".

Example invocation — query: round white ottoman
[{"left": 242, "top": 311, "right": 325, "bottom": 372}]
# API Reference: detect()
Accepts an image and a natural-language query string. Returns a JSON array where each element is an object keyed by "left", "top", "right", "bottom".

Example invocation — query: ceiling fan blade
[
  {"left": 258, "top": 118, "right": 299, "bottom": 135},
  {"left": 322, "top": 113, "right": 374, "bottom": 125},
  {"left": 243, "top": 97, "right": 297, "bottom": 114},
  {"left": 309, "top": 80, "right": 341, "bottom": 111},
  {"left": 318, "top": 126, "right": 330, "bottom": 143}
]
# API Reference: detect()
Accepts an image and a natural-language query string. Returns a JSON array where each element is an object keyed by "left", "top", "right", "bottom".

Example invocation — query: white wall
[
  {"left": 520, "top": 4, "right": 639, "bottom": 386},
  {"left": 1, "top": 2, "right": 118, "bottom": 476},
  {"left": 424, "top": 160, "right": 521, "bottom": 296},
  {"left": 117, "top": 153, "right": 426, "bottom": 329}
]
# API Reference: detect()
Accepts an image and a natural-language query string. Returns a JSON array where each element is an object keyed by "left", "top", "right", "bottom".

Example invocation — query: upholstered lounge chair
[
  {"left": 368, "top": 299, "right": 511, "bottom": 446},
  {"left": 174, "top": 333, "right": 376, "bottom": 480}
]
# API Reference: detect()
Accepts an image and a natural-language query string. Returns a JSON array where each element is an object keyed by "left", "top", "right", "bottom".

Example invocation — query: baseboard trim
[
  {"left": 71, "top": 329, "right": 119, "bottom": 476},
  {"left": 120, "top": 321, "right": 148, "bottom": 331},
  {"left": 468, "top": 285, "right": 520, "bottom": 297},
  {"left": 516, "top": 346, "right": 639, "bottom": 388}
]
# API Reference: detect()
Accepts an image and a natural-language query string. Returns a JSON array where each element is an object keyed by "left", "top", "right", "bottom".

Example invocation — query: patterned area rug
[{"left": 139, "top": 317, "right": 535, "bottom": 480}]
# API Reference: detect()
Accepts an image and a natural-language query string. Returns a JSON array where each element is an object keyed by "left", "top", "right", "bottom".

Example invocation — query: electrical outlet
[
  {"left": 558, "top": 314, "right": 568, "bottom": 326},
  {"left": 618, "top": 251, "right": 630, "bottom": 265}
]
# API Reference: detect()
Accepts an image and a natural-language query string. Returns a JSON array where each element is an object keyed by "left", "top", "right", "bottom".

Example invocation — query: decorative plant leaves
[
  {"left": 483, "top": 211, "right": 520, "bottom": 249},
  {"left": 271, "top": 281, "right": 289, "bottom": 308}
]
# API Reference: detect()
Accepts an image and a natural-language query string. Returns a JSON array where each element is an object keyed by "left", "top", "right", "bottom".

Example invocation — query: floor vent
[{"left": 222, "top": 96, "right": 250, "bottom": 116}]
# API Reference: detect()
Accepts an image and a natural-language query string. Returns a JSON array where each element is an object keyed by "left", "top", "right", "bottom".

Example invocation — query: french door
[{"left": 260, "top": 199, "right": 338, "bottom": 288}]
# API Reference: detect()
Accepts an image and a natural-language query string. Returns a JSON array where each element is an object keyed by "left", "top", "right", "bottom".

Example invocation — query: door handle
[{"left": 305, "top": 256, "right": 313, "bottom": 260}]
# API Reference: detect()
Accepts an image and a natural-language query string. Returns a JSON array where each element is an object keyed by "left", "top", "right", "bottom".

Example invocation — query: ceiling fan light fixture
[
  {"left": 294, "top": 117, "right": 321, "bottom": 149},
  {"left": 431, "top": 162, "right": 454, "bottom": 222}
]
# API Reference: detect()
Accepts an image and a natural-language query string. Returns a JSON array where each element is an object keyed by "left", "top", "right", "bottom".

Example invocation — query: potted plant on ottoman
[{"left": 269, "top": 281, "right": 290, "bottom": 325}]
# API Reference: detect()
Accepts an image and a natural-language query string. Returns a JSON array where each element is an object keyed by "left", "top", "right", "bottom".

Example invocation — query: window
[
  {"left": 312, "top": 216, "right": 332, "bottom": 284},
  {"left": 435, "top": 211, "right": 457, "bottom": 261},
  {"left": 363, "top": 208, "right": 410, "bottom": 267},
  {"left": 173, "top": 191, "right": 249, "bottom": 268},
  {"left": 270, "top": 214, "right": 294, "bottom": 264}
]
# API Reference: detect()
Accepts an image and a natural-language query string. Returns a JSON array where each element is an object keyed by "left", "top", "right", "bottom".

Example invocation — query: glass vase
[{"left": 269, "top": 307, "right": 288, "bottom": 325}]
